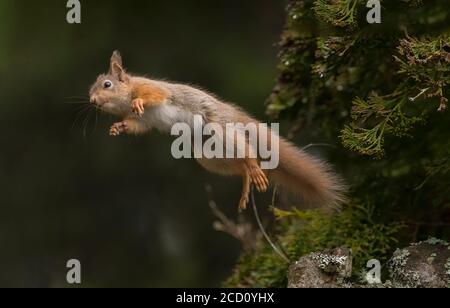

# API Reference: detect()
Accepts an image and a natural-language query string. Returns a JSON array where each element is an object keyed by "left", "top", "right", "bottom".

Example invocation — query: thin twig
[
  {"left": 302, "top": 143, "right": 336, "bottom": 151},
  {"left": 251, "top": 187, "right": 290, "bottom": 263},
  {"left": 206, "top": 184, "right": 258, "bottom": 252}
]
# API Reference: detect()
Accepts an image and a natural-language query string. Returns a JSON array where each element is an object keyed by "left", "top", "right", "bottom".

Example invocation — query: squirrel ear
[
  {"left": 110, "top": 61, "right": 129, "bottom": 83},
  {"left": 109, "top": 50, "right": 129, "bottom": 82},
  {"left": 110, "top": 50, "right": 123, "bottom": 67}
]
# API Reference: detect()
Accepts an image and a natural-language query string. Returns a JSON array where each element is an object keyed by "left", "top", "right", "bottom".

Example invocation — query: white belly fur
[{"left": 144, "top": 103, "right": 194, "bottom": 133}]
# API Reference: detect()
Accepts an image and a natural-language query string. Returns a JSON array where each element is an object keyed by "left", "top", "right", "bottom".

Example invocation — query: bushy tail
[{"left": 269, "top": 138, "right": 347, "bottom": 208}]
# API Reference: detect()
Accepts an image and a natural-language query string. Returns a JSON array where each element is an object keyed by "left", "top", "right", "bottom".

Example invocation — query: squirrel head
[{"left": 89, "top": 50, "right": 132, "bottom": 115}]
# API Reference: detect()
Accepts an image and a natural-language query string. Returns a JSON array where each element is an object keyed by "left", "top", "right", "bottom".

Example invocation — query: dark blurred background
[{"left": 0, "top": 0, "right": 285, "bottom": 287}]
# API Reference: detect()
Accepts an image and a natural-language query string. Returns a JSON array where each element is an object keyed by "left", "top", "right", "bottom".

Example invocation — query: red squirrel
[{"left": 89, "top": 51, "right": 346, "bottom": 211}]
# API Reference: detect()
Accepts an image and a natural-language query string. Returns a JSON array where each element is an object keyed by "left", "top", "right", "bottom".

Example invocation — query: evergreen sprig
[
  {"left": 314, "top": 0, "right": 363, "bottom": 28},
  {"left": 342, "top": 36, "right": 449, "bottom": 158}
]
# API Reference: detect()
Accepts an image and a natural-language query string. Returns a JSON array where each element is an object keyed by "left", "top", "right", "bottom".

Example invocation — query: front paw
[
  {"left": 110, "top": 122, "right": 128, "bottom": 136},
  {"left": 131, "top": 98, "right": 145, "bottom": 117}
]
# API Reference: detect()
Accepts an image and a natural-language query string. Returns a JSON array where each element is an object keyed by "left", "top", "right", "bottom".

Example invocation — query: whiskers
[{"left": 64, "top": 95, "right": 101, "bottom": 139}]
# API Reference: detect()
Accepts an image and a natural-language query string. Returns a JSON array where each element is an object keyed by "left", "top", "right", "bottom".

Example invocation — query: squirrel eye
[{"left": 103, "top": 80, "right": 113, "bottom": 89}]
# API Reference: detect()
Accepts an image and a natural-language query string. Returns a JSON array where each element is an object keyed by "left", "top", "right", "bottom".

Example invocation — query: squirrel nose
[{"left": 90, "top": 96, "right": 97, "bottom": 104}]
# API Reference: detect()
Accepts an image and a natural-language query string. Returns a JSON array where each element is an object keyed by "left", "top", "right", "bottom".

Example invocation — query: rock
[
  {"left": 288, "top": 247, "right": 352, "bottom": 288},
  {"left": 287, "top": 238, "right": 450, "bottom": 288},
  {"left": 388, "top": 238, "right": 450, "bottom": 288}
]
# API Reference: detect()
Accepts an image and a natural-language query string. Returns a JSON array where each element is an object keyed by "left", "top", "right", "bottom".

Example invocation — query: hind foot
[{"left": 247, "top": 163, "right": 269, "bottom": 193}]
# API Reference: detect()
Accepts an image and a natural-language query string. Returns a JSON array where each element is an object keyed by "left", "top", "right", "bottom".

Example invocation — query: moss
[
  {"left": 226, "top": 204, "right": 402, "bottom": 287},
  {"left": 224, "top": 243, "right": 289, "bottom": 288}
]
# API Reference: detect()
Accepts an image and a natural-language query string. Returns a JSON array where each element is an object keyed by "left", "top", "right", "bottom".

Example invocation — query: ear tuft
[{"left": 110, "top": 50, "right": 123, "bottom": 67}]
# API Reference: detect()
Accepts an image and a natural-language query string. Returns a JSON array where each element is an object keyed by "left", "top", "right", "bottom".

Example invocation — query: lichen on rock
[
  {"left": 388, "top": 240, "right": 450, "bottom": 288},
  {"left": 288, "top": 239, "right": 450, "bottom": 288},
  {"left": 288, "top": 247, "right": 352, "bottom": 288}
]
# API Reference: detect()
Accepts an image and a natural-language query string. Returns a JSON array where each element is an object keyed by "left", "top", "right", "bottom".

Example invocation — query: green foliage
[
  {"left": 342, "top": 36, "right": 450, "bottom": 158},
  {"left": 274, "top": 204, "right": 403, "bottom": 269},
  {"left": 314, "top": 0, "right": 362, "bottom": 28},
  {"left": 228, "top": 0, "right": 449, "bottom": 288},
  {"left": 226, "top": 204, "right": 402, "bottom": 288},
  {"left": 225, "top": 242, "right": 289, "bottom": 288},
  {"left": 341, "top": 90, "right": 425, "bottom": 158},
  {"left": 396, "top": 37, "right": 450, "bottom": 112}
]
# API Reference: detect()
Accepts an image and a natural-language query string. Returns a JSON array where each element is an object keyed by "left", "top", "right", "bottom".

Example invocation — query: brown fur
[
  {"left": 132, "top": 84, "right": 169, "bottom": 107},
  {"left": 269, "top": 138, "right": 346, "bottom": 208}
]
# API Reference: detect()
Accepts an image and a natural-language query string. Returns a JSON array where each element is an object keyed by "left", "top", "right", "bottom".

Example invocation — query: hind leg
[
  {"left": 245, "top": 159, "right": 269, "bottom": 193},
  {"left": 195, "top": 157, "right": 269, "bottom": 211}
]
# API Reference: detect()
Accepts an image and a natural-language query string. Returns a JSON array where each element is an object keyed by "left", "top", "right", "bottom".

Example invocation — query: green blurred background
[{"left": 0, "top": 0, "right": 285, "bottom": 287}]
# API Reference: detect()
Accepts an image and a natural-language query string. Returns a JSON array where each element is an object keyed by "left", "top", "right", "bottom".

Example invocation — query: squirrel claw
[
  {"left": 239, "top": 196, "right": 249, "bottom": 211},
  {"left": 132, "top": 99, "right": 145, "bottom": 117},
  {"left": 110, "top": 122, "right": 128, "bottom": 136}
]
